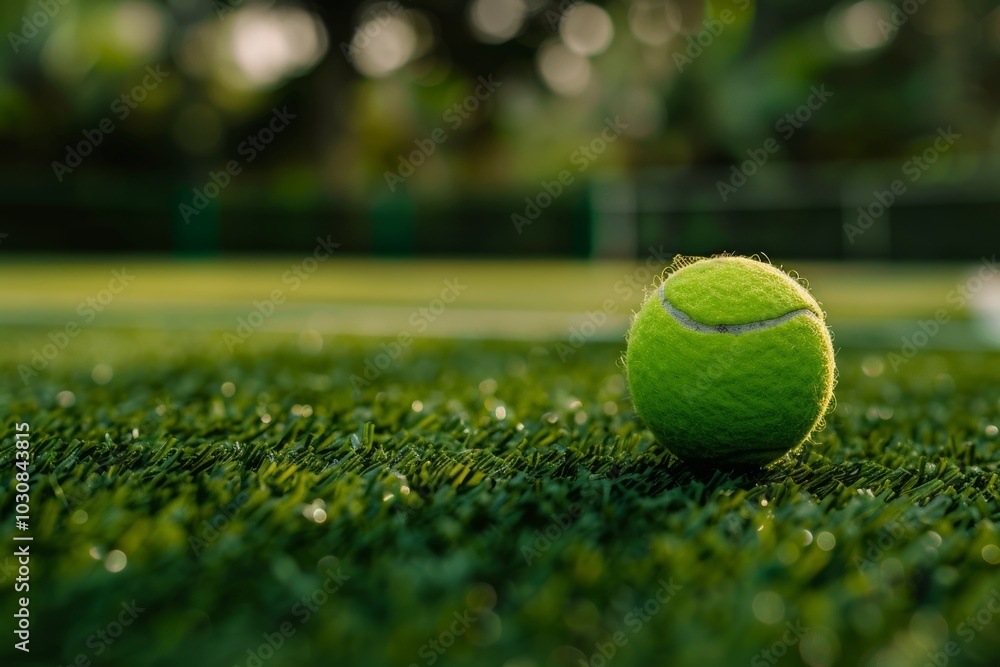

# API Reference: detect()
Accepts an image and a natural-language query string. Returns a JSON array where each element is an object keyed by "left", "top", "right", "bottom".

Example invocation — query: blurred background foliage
[{"left": 0, "top": 0, "right": 998, "bottom": 256}]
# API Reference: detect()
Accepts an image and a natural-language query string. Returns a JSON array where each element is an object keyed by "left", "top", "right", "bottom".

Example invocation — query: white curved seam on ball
[{"left": 658, "top": 284, "right": 818, "bottom": 335}]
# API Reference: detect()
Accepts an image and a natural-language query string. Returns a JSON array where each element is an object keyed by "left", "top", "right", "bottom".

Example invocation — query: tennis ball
[{"left": 626, "top": 255, "right": 836, "bottom": 466}]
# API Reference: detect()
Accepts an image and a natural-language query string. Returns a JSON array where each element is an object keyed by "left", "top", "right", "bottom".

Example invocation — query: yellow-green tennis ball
[{"left": 626, "top": 255, "right": 836, "bottom": 466}]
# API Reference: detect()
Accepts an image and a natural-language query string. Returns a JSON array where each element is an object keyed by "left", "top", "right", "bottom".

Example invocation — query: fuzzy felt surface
[
  {"left": 627, "top": 257, "right": 836, "bottom": 466},
  {"left": 664, "top": 256, "right": 824, "bottom": 326}
]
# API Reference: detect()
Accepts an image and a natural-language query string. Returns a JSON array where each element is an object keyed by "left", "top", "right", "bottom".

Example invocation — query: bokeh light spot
[
  {"left": 469, "top": 0, "right": 527, "bottom": 44},
  {"left": 560, "top": 3, "right": 614, "bottom": 56},
  {"left": 351, "top": 8, "right": 419, "bottom": 78},
  {"left": 826, "top": 1, "right": 893, "bottom": 53},
  {"left": 629, "top": 0, "right": 683, "bottom": 46},
  {"left": 104, "top": 550, "right": 128, "bottom": 573},
  {"left": 538, "top": 40, "right": 592, "bottom": 95}
]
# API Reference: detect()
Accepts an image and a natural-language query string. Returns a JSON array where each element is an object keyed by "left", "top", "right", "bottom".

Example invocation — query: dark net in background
[{"left": 0, "top": 0, "right": 997, "bottom": 259}]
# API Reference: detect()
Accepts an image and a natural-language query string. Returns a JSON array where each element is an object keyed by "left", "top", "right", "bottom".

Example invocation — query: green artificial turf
[{"left": 1, "top": 329, "right": 1000, "bottom": 667}]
